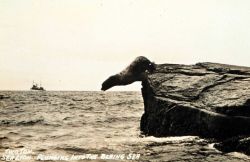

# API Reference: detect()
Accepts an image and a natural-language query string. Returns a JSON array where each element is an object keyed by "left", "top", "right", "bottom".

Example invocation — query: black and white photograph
[{"left": 0, "top": 0, "right": 250, "bottom": 161}]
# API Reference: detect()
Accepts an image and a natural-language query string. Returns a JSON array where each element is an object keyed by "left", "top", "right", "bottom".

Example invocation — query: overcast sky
[{"left": 0, "top": 0, "right": 250, "bottom": 91}]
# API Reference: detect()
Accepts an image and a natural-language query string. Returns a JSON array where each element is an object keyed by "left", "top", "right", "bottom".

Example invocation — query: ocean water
[{"left": 0, "top": 91, "right": 249, "bottom": 162}]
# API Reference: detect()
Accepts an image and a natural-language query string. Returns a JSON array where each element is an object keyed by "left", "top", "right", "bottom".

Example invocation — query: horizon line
[{"left": 0, "top": 89, "right": 141, "bottom": 92}]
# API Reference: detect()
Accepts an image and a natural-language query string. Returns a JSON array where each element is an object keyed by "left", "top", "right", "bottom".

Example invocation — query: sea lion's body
[{"left": 101, "top": 56, "right": 155, "bottom": 91}]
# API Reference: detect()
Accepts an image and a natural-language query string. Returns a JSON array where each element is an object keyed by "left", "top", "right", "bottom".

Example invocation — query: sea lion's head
[{"left": 101, "top": 75, "right": 120, "bottom": 91}]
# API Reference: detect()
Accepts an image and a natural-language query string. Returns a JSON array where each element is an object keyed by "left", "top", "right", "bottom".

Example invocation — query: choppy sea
[{"left": 0, "top": 91, "right": 249, "bottom": 162}]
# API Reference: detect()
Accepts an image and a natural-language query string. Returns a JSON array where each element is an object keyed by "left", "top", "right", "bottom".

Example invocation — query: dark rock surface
[
  {"left": 102, "top": 58, "right": 250, "bottom": 155},
  {"left": 214, "top": 136, "right": 250, "bottom": 155},
  {"left": 140, "top": 62, "right": 250, "bottom": 138}
]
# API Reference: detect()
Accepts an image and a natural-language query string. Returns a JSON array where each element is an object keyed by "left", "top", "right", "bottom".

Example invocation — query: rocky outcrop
[
  {"left": 102, "top": 57, "right": 250, "bottom": 153},
  {"left": 141, "top": 62, "right": 250, "bottom": 139}
]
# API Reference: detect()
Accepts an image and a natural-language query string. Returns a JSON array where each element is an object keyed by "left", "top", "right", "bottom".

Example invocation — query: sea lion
[{"left": 101, "top": 56, "right": 156, "bottom": 91}]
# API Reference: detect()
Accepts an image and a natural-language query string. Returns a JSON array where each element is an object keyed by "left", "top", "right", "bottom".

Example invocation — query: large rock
[
  {"left": 141, "top": 62, "right": 250, "bottom": 138},
  {"left": 101, "top": 57, "right": 250, "bottom": 139}
]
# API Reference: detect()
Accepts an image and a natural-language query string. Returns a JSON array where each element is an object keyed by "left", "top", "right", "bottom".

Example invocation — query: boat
[{"left": 30, "top": 81, "right": 45, "bottom": 91}]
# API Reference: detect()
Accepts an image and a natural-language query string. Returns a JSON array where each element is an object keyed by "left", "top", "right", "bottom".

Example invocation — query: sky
[{"left": 0, "top": 0, "right": 250, "bottom": 91}]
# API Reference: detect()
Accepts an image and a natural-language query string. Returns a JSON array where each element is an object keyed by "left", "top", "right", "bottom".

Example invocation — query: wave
[
  {"left": 55, "top": 146, "right": 114, "bottom": 154},
  {"left": 104, "top": 116, "right": 139, "bottom": 124},
  {"left": 56, "top": 146, "right": 88, "bottom": 153},
  {"left": 0, "top": 94, "right": 10, "bottom": 100},
  {"left": 0, "top": 119, "right": 44, "bottom": 126}
]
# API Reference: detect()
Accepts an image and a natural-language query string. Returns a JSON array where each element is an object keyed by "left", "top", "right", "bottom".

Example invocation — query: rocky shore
[{"left": 102, "top": 56, "right": 250, "bottom": 155}]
